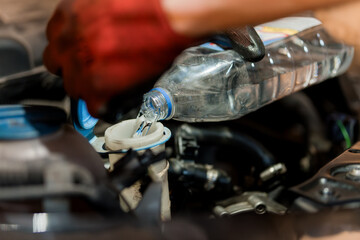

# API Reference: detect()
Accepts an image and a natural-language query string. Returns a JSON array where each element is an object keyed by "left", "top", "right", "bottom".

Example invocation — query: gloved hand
[{"left": 44, "top": 0, "right": 198, "bottom": 118}]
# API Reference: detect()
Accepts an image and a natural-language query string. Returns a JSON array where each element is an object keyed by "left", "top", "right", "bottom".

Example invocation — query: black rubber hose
[
  {"left": 176, "top": 124, "right": 276, "bottom": 169},
  {"left": 278, "top": 92, "right": 330, "bottom": 152}
]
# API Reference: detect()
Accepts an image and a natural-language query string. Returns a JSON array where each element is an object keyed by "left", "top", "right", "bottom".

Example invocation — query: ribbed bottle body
[{"left": 141, "top": 18, "right": 354, "bottom": 122}]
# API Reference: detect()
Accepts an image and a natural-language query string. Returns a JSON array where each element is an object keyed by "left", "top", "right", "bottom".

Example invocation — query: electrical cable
[{"left": 336, "top": 120, "right": 352, "bottom": 149}]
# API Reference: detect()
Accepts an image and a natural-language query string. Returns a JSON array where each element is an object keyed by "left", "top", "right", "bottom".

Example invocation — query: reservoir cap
[{"left": 0, "top": 105, "right": 66, "bottom": 140}]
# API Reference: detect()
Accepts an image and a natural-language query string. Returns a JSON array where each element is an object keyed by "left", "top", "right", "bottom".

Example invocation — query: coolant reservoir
[{"left": 104, "top": 118, "right": 171, "bottom": 220}]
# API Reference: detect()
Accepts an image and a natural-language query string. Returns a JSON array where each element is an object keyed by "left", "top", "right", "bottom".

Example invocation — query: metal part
[
  {"left": 205, "top": 168, "right": 220, "bottom": 191},
  {"left": 291, "top": 141, "right": 360, "bottom": 205},
  {"left": 213, "top": 192, "right": 287, "bottom": 217},
  {"left": 260, "top": 163, "right": 287, "bottom": 182},
  {"left": 346, "top": 166, "right": 360, "bottom": 181},
  {"left": 169, "top": 158, "right": 232, "bottom": 192}
]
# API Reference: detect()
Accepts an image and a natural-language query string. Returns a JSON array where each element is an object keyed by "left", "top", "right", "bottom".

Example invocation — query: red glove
[{"left": 44, "top": 0, "right": 198, "bottom": 117}]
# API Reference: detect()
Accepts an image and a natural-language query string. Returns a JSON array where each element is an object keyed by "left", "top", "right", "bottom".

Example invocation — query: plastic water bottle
[{"left": 139, "top": 17, "right": 354, "bottom": 123}]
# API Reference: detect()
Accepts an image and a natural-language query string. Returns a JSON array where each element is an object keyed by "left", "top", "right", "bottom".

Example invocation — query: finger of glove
[{"left": 225, "top": 26, "right": 265, "bottom": 62}]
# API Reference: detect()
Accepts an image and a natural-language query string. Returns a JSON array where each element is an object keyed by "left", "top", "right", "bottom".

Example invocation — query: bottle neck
[{"left": 140, "top": 88, "right": 173, "bottom": 122}]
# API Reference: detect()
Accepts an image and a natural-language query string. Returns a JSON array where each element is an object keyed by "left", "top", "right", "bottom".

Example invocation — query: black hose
[
  {"left": 176, "top": 124, "right": 276, "bottom": 170},
  {"left": 278, "top": 92, "right": 330, "bottom": 152}
]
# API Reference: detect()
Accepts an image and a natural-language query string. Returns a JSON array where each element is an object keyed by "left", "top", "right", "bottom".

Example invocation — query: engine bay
[{"left": 1, "top": 1, "right": 360, "bottom": 239}]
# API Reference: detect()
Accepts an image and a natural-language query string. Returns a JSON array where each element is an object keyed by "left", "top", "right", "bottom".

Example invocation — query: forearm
[{"left": 161, "top": 0, "right": 358, "bottom": 37}]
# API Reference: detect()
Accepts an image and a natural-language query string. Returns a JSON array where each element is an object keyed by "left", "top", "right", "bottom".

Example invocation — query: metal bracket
[
  {"left": 291, "top": 141, "right": 360, "bottom": 205},
  {"left": 213, "top": 191, "right": 287, "bottom": 217}
]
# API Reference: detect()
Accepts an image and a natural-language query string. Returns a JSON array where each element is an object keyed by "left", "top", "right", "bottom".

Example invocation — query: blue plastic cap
[{"left": 0, "top": 105, "right": 66, "bottom": 140}]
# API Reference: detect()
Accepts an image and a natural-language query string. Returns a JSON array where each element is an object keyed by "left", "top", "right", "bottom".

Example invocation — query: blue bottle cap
[
  {"left": 0, "top": 105, "right": 66, "bottom": 140},
  {"left": 151, "top": 87, "right": 173, "bottom": 120}
]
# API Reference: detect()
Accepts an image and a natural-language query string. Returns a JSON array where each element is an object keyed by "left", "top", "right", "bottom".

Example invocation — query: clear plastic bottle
[{"left": 139, "top": 17, "right": 354, "bottom": 123}]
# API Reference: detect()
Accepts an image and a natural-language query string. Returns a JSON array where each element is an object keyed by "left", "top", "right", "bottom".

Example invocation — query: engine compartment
[
  {"left": 1, "top": 70, "right": 360, "bottom": 239},
  {"left": 1, "top": 2, "right": 360, "bottom": 238}
]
